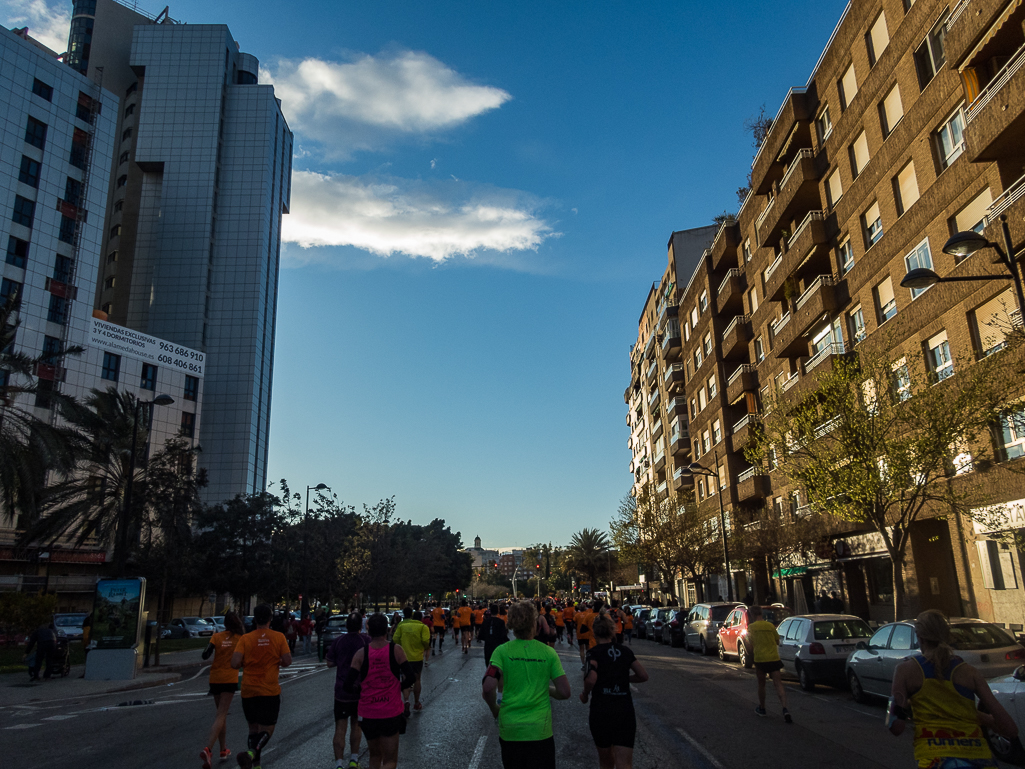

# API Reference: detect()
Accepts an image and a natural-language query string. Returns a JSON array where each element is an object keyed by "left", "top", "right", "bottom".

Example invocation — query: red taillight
[
  {"left": 1006, "top": 648, "right": 1025, "bottom": 661},
  {"left": 670, "top": 620, "right": 679, "bottom": 628},
  {"left": 809, "top": 642, "right": 826, "bottom": 655}
]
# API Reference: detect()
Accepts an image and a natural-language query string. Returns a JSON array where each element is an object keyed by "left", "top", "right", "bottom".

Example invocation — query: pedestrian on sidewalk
[
  {"left": 299, "top": 614, "right": 314, "bottom": 655},
  {"left": 346, "top": 613, "right": 417, "bottom": 769},
  {"left": 747, "top": 605, "right": 791, "bottom": 723},
  {"left": 199, "top": 611, "right": 246, "bottom": 768},
  {"left": 230, "top": 604, "right": 293, "bottom": 769},
  {"left": 391, "top": 606, "right": 431, "bottom": 714},
  {"left": 326, "top": 612, "right": 370, "bottom": 769},
  {"left": 482, "top": 600, "right": 570, "bottom": 769},
  {"left": 24, "top": 622, "right": 57, "bottom": 681},
  {"left": 580, "top": 613, "right": 648, "bottom": 769},
  {"left": 284, "top": 614, "right": 298, "bottom": 653}
]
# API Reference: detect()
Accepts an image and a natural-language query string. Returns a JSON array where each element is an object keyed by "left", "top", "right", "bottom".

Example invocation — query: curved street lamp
[
  {"left": 682, "top": 450, "right": 733, "bottom": 602},
  {"left": 302, "top": 482, "right": 330, "bottom": 618}
]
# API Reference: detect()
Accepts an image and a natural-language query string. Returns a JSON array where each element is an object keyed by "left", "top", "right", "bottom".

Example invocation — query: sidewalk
[{"left": 0, "top": 646, "right": 207, "bottom": 708}]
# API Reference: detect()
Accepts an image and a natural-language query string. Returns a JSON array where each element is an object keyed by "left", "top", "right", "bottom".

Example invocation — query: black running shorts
[
  {"left": 241, "top": 694, "right": 281, "bottom": 726},
  {"left": 359, "top": 714, "right": 403, "bottom": 740},
  {"left": 207, "top": 682, "right": 238, "bottom": 696},
  {"left": 589, "top": 705, "right": 636, "bottom": 749},
  {"left": 499, "top": 737, "right": 556, "bottom": 769},
  {"left": 334, "top": 699, "right": 358, "bottom": 721},
  {"left": 408, "top": 660, "right": 424, "bottom": 677},
  {"left": 755, "top": 659, "right": 784, "bottom": 674}
]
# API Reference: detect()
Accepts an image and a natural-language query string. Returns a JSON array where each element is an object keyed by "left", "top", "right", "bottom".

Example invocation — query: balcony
[
  {"left": 773, "top": 275, "right": 840, "bottom": 359},
  {"left": 661, "top": 319, "right": 682, "bottom": 360},
  {"left": 965, "top": 40, "right": 1025, "bottom": 163},
  {"left": 657, "top": 295, "right": 679, "bottom": 329},
  {"left": 945, "top": 0, "right": 1019, "bottom": 69},
  {"left": 786, "top": 343, "right": 846, "bottom": 401},
  {"left": 665, "top": 396, "right": 688, "bottom": 418},
  {"left": 670, "top": 426, "right": 690, "bottom": 457},
  {"left": 648, "top": 387, "right": 661, "bottom": 411},
  {"left": 984, "top": 172, "right": 1025, "bottom": 247},
  {"left": 673, "top": 465, "right": 694, "bottom": 491},
  {"left": 769, "top": 313, "right": 791, "bottom": 343},
  {"left": 735, "top": 467, "right": 768, "bottom": 501},
  {"left": 726, "top": 364, "right": 757, "bottom": 404},
  {"left": 644, "top": 332, "right": 656, "bottom": 359},
  {"left": 663, "top": 362, "right": 686, "bottom": 392},
  {"left": 645, "top": 358, "right": 659, "bottom": 384},
  {"left": 654, "top": 447, "right": 666, "bottom": 472},
  {"left": 652, "top": 418, "right": 664, "bottom": 441},
  {"left": 710, "top": 221, "right": 742, "bottom": 271},
  {"left": 756, "top": 149, "right": 823, "bottom": 248},
  {"left": 751, "top": 88, "right": 813, "bottom": 197},
  {"left": 721, "top": 314, "right": 752, "bottom": 360},
  {"left": 716, "top": 269, "right": 744, "bottom": 314},
  {"left": 656, "top": 480, "right": 669, "bottom": 497},
  {"left": 764, "top": 211, "right": 831, "bottom": 302},
  {"left": 731, "top": 412, "right": 760, "bottom": 450}
]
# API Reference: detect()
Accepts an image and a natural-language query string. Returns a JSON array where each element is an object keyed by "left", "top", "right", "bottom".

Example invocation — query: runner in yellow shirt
[{"left": 392, "top": 607, "right": 432, "bottom": 714}]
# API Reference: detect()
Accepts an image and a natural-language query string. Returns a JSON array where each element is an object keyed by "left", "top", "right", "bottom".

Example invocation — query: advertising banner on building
[
  {"left": 89, "top": 317, "right": 205, "bottom": 379},
  {"left": 92, "top": 578, "right": 146, "bottom": 650}
]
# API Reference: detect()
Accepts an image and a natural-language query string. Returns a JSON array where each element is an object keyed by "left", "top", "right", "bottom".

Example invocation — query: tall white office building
[{"left": 66, "top": 0, "right": 293, "bottom": 503}]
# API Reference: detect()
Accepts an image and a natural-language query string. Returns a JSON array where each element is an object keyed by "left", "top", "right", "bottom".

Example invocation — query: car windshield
[
  {"left": 813, "top": 619, "right": 872, "bottom": 640},
  {"left": 183, "top": 617, "right": 207, "bottom": 624},
  {"left": 54, "top": 615, "right": 87, "bottom": 626},
  {"left": 762, "top": 607, "right": 791, "bottom": 625},
  {"left": 710, "top": 606, "right": 734, "bottom": 621},
  {"left": 950, "top": 623, "right": 1017, "bottom": 650},
  {"left": 326, "top": 617, "right": 347, "bottom": 627}
]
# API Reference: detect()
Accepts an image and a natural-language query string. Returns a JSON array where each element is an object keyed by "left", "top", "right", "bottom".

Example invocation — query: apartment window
[
  {"left": 997, "top": 407, "right": 1025, "bottom": 460},
  {"left": 951, "top": 188, "right": 993, "bottom": 238},
  {"left": 690, "top": 398, "right": 697, "bottom": 419},
  {"left": 708, "top": 373, "right": 717, "bottom": 398},
  {"left": 1, "top": 278, "right": 22, "bottom": 306},
  {"left": 126, "top": 82, "right": 138, "bottom": 96},
  {"left": 849, "top": 305, "right": 867, "bottom": 343},
  {"left": 826, "top": 168, "right": 843, "bottom": 208},
  {"left": 694, "top": 348, "right": 703, "bottom": 370},
  {"left": 915, "top": 11, "right": 949, "bottom": 89},
  {"left": 47, "top": 294, "right": 67, "bottom": 324},
  {"left": 41, "top": 335, "right": 62, "bottom": 365},
  {"left": 862, "top": 202, "right": 883, "bottom": 248},
  {"left": 119, "top": 151, "right": 129, "bottom": 165},
  {"left": 140, "top": 363, "right": 157, "bottom": 391},
  {"left": 124, "top": 103, "right": 135, "bottom": 118},
  {"left": 110, "top": 225, "right": 121, "bottom": 239},
  {"left": 743, "top": 239, "right": 752, "bottom": 262},
  {"left": 116, "top": 175, "right": 127, "bottom": 189},
  {"left": 972, "top": 288, "right": 1018, "bottom": 356},
  {"left": 690, "top": 307, "right": 699, "bottom": 327},
  {"left": 101, "top": 352, "right": 120, "bottom": 382},
  {"left": 754, "top": 336, "right": 765, "bottom": 362},
  {"left": 101, "top": 302, "right": 113, "bottom": 315},
  {"left": 838, "top": 237, "right": 854, "bottom": 275},
  {"left": 58, "top": 215, "right": 76, "bottom": 245},
  {"left": 25, "top": 116, "right": 47, "bottom": 149},
  {"left": 702, "top": 429, "right": 711, "bottom": 454},
  {"left": 31, "top": 78, "right": 53, "bottom": 101},
  {"left": 904, "top": 239, "right": 933, "bottom": 299},
  {"left": 892, "top": 359, "right": 911, "bottom": 402},
  {"left": 698, "top": 387, "right": 707, "bottom": 411},
  {"left": 866, "top": 12, "right": 890, "bottom": 65},
  {"left": 934, "top": 111, "right": 968, "bottom": 176},
  {"left": 703, "top": 332, "right": 712, "bottom": 357},
  {"left": 839, "top": 63, "right": 859, "bottom": 109},
  {"left": 70, "top": 136, "right": 87, "bottom": 169},
  {"left": 18, "top": 156, "right": 41, "bottom": 188},
  {"left": 879, "top": 84, "right": 904, "bottom": 136},
  {"left": 683, "top": 321, "right": 690, "bottom": 342},
  {"left": 34, "top": 379, "right": 55, "bottom": 409},
  {"left": 122, "top": 128, "right": 132, "bottom": 142},
  {"left": 53, "top": 255, "right": 72, "bottom": 283},
  {"left": 875, "top": 278, "right": 897, "bottom": 324},
  {"left": 699, "top": 291, "right": 708, "bottom": 313},
  {"left": 75, "top": 96, "right": 95, "bottom": 124},
  {"left": 65, "top": 177, "right": 83, "bottom": 207},
  {"left": 6, "top": 236, "right": 28, "bottom": 268},
  {"left": 926, "top": 330, "right": 954, "bottom": 382},
  {"left": 181, "top": 412, "right": 196, "bottom": 439},
  {"left": 104, "top": 275, "right": 115, "bottom": 289},
  {"left": 894, "top": 161, "right": 921, "bottom": 216},
  {"left": 850, "top": 131, "right": 870, "bottom": 178},
  {"left": 113, "top": 199, "right": 123, "bottom": 212},
  {"left": 107, "top": 250, "right": 118, "bottom": 263},
  {"left": 748, "top": 287, "right": 759, "bottom": 313},
  {"left": 12, "top": 196, "right": 35, "bottom": 228},
  {"left": 712, "top": 419, "right": 722, "bottom": 445},
  {"left": 816, "top": 106, "right": 833, "bottom": 142},
  {"left": 977, "top": 539, "right": 1019, "bottom": 590}
]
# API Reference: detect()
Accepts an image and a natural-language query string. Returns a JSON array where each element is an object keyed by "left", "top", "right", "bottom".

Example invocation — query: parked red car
[{"left": 717, "top": 604, "right": 792, "bottom": 668}]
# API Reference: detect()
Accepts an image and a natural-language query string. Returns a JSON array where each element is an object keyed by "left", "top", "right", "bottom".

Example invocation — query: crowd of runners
[{"left": 194, "top": 598, "right": 1021, "bottom": 769}]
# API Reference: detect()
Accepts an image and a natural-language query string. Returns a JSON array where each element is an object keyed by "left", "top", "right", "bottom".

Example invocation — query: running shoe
[
  {"left": 783, "top": 708, "right": 793, "bottom": 724},
  {"left": 236, "top": 749, "right": 254, "bottom": 769},
  {"left": 348, "top": 760, "right": 359, "bottom": 769},
  {"left": 414, "top": 702, "right": 423, "bottom": 712},
  {"left": 200, "top": 747, "right": 213, "bottom": 769},
  {"left": 754, "top": 706, "right": 767, "bottom": 717},
  {"left": 219, "top": 749, "right": 232, "bottom": 762}
]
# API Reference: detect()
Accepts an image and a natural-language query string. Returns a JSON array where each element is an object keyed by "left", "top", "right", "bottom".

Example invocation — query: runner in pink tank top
[{"left": 360, "top": 644, "right": 404, "bottom": 719}]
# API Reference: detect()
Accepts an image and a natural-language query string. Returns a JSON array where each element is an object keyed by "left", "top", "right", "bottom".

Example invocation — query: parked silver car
[
  {"left": 847, "top": 618, "right": 1025, "bottom": 703},
  {"left": 164, "top": 617, "right": 215, "bottom": 639},
  {"left": 777, "top": 614, "right": 873, "bottom": 690},
  {"left": 52, "top": 612, "right": 89, "bottom": 641},
  {"left": 683, "top": 602, "right": 742, "bottom": 655},
  {"left": 204, "top": 616, "right": 226, "bottom": 632},
  {"left": 983, "top": 665, "right": 1025, "bottom": 765}
]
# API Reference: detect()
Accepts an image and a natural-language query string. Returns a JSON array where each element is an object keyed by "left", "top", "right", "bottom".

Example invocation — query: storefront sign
[
  {"left": 89, "top": 318, "right": 205, "bottom": 379},
  {"left": 972, "top": 498, "right": 1025, "bottom": 535},
  {"left": 617, "top": 584, "right": 644, "bottom": 590},
  {"left": 92, "top": 578, "right": 145, "bottom": 650},
  {"left": 836, "top": 528, "right": 892, "bottom": 560}
]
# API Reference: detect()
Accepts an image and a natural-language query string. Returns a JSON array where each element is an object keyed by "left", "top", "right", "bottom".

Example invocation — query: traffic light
[{"left": 535, "top": 563, "right": 541, "bottom": 570}]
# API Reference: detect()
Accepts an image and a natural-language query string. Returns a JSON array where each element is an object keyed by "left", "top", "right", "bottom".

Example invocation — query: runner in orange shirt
[
  {"left": 431, "top": 604, "right": 446, "bottom": 654},
  {"left": 450, "top": 605, "right": 460, "bottom": 644},
  {"left": 199, "top": 612, "right": 245, "bottom": 768},
  {"left": 230, "top": 604, "right": 292, "bottom": 769},
  {"left": 553, "top": 604, "right": 565, "bottom": 644},
  {"left": 576, "top": 602, "right": 594, "bottom": 670},
  {"left": 473, "top": 605, "right": 486, "bottom": 644},
  {"left": 563, "top": 603, "right": 576, "bottom": 644},
  {"left": 624, "top": 608, "right": 634, "bottom": 645},
  {"left": 457, "top": 600, "right": 473, "bottom": 653}
]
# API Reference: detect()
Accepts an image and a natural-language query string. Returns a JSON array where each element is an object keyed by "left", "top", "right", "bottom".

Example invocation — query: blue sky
[{"left": 3, "top": 0, "right": 848, "bottom": 548}]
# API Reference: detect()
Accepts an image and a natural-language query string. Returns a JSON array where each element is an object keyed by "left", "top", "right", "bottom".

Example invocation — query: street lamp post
[
  {"left": 901, "top": 214, "right": 1025, "bottom": 319},
  {"left": 303, "top": 483, "right": 329, "bottom": 619},
  {"left": 683, "top": 450, "right": 734, "bottom": 602},
  {"left": 119, "top": 394, "right": 174, "bottom": 578}
]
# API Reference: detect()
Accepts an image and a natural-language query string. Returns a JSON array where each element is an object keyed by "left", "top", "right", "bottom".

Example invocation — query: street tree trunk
[{"left": 892, "top": 554, "right": 906, "bottom": 622}]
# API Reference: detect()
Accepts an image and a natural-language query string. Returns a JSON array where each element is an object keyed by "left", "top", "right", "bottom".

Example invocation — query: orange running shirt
[
  {"left": 458, "top": 607, "right": 472, "bottom": 627},
  {"left": 625, "top": 613, "right": 634, "bottom": 630},
  {"left": 612, "top": 609, "right": 624, "bottom": 634},
  {"left": 236, "top": 628, "right": 290, "bottom": 698},
  {"left": 432, "top": 608, "right": 445, "bottom": 628},
  {"left": 563, "top": 607, "right": 575, "bottom": 623},
  {"left": 554, "top": 612, "right": 564, "bottom": 627},
  {"left": 451, "top": 610, "right": 460, "bottom": 629},
  {"left": 473, "top": 609, "right": 485, "bottom": 625},
  {"left": 576, "top": 611, "right": 592, "bottom": 640},
  {"left": 208, "top": 630, "right": 241, "bottom": 685}
]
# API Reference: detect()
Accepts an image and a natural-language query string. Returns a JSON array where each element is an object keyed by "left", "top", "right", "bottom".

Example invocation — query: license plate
[{"left": 834, "top": 644, "right": 854, "bottom": 652}]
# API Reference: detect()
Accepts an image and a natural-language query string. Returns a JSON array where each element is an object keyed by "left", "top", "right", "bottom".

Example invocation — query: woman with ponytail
[{"left": 888, "top": 609, "right": 1018, "bottom": 768}]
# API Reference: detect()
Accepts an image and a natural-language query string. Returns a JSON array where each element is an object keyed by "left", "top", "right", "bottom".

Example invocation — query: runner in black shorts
[
  {"left": 580, "top": 614, "right": 648, "bottom": 766},
  {"left": 326, "top": 612, "right": 369, "bottom": 769}
]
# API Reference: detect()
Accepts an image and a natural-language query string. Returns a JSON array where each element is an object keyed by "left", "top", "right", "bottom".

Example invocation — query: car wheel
[
  {"left": 986, "top": 727, "right": 1025, "bottom": 766},
  {"left": 718, "top": 639, "right": 726, "bottom": 661},
  {"left": 797, "top": 662, "right": 815, "bottom": 691},
  {"left": 739, "top": 642, "right": 752, "bottom": 669},
  {"left": 183, "top": 630, "right": 191, "bottom": 639},
  {"left": 849, "top": 670, "right": 868, "bottom": 704},
  {"left": 700, "top": 637, "right": 709, "bottom": 656}
]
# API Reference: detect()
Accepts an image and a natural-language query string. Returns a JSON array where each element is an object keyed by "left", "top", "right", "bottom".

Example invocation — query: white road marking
[
  {"left": 4, "top": 723, "right": 42, "bottom": 729},
  {"left": 468, "top": 735, "right": 487, "bottom": 769},
  {"left": 674, "top": 726, "right": 727, "bottom": 769},
  {"left": 42, "top": 715, "right": 77, "bottom": 721}
]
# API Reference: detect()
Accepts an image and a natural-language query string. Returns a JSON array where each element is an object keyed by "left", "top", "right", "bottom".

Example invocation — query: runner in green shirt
[
  {"left": 391, "top": 606, "right": 432, "bottom": 715},
  {"left": 482, "top": 601, "right": 570, "bottom": 769}
]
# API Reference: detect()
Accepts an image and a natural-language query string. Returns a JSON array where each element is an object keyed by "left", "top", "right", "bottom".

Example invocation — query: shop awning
[{"left": 772, "top": 566, "right": 808, "bottom": 578}]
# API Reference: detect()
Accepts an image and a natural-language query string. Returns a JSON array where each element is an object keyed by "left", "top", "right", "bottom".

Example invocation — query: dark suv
[{"left": 663, "top": 608, "right": 692, "bottom": 647}]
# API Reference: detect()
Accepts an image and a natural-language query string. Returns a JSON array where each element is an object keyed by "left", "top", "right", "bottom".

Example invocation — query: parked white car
[
  {"left": 203, "top": 616, "right": 226, "bottom": 632},
  {"left": 776, "top": 614, "right": 873, "bottom": 691},
  {"left": 984, "top": 665, "right": 1025, "bottom": 765}
]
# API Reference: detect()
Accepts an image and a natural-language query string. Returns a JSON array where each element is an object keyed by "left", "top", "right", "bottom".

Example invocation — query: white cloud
[
  {"left": 0, "top": 0, "right": 70, "bottom": 53},
  {"left": 283, "top": 170, "right": 556, "bottom": 262},
  {"left": 264, "top": 51, "right": 511, "bottom": 156}
]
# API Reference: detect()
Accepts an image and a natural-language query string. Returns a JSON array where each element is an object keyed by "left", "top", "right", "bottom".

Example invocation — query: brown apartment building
[{"left": 626, "top": 0, "right": 1025, "bottom": 625}]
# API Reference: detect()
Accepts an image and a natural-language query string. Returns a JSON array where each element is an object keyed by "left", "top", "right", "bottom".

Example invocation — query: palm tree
[
  {"left": 23, "top": 387, "right": 149, "bottom": 576},
  {"left": 0, "top": 293, "right": 82, "bottom": 525},
  {"left": 564, "top": 528, "right": 611, "bottom": 595}
]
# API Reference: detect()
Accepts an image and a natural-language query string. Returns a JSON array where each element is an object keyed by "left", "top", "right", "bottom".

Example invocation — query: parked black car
[
  {"left": 635, "top": 608, "right": 653, "bottom": 640},
  {"left": 663, "top": 608, "right": 690, "bottom": 647}
]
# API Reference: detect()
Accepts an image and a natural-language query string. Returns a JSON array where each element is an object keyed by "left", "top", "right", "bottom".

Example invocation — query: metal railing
[
  {"left": 646, "top": 359, "right": 658, "bottom": 379},
  {"left": 986, "top": 172, "right": 1025, "bottom": 225},
  {"left": 813, "top": 415, "right": 842, "bottom": 438},
  {"left": 765, "top": 253, "right": 784, "bottom": 280},
  {"left": 756, "top": 195, "right": 776, "bottom": 230},
  {"left": 795, "top": 274, "right": 835, "bottom": 311},
  {"left": 946, "top": 0, "right": 972, "bottom": 30},
  {"left": 780, "top": 372, "right": 800, "bottom": 392},
  {"left": 788, "top": 210, "right": 826, "bottom": 249},
  {"left": 967, "top": 42, "right": 1025, "bottom": 124},
  {"left": 737, "top": 466, "right": 759, "bottom": 483},
  {"left": 770, "top": 313, "right": 791, "bottom": 336},
  {"left": 779, "top": 148, "right": 815, "bottom": 192},
  {"left": 805, "top": 341, "right": 846, "bottom": 373},
  {"left": 728, "top": 364, "right": 756, "bottom": 386},
  {"left": 663, "top": 362, "right": 685, "bottom": 382},
  {"left": 648, "top": 388, "right": 661, "bottom": 408},
  {"left": 722, "top": 314, "right": 749, "bottom": 341},
  {"left": 718, "top": 268, "right": 740, "bottom": 295},
  {"left": 733, "top": 413, "right": 753, "bottom": 434}
]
